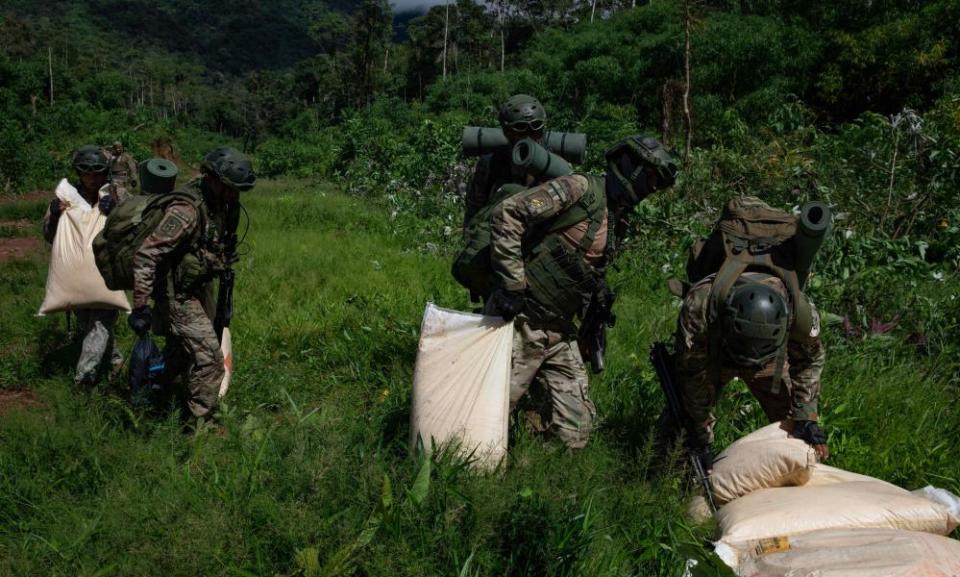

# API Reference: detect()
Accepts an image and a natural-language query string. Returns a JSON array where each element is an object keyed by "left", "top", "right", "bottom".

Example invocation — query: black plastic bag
[{"left": 129, "top": 335, "right": 165, "bottom": 407}]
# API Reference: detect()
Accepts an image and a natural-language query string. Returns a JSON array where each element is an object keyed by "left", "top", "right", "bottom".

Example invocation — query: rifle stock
[{"left": 650, "top": 341, "right": 718, "bottom": 513}]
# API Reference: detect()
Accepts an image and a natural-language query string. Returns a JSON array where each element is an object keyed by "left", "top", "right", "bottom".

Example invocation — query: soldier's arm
[
  {"left": 489, "top": 174, "right": 590, "bottom": 291},
  {"left": 42, "top": 202, "right": 59, "bottom": 244},
  {"left": 787, "top": 303, "right": 825, "bottom": 422},
  {"left": 132, "top": 201, "right": 198, "bottom": 308},
  {"left": 127, "top": 157, "right": 139, "bottom": 186},
  {"left": 673, "top": 281, "right": 718, "bottom": 446}
]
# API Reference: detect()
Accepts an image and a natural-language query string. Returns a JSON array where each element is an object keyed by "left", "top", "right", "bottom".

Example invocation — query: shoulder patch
[
  {"left": 524, "top": 190, "right": 554, "bottom": 216},
  {"left": 157, "top": 212, "right": 187, "bottom": 239}
]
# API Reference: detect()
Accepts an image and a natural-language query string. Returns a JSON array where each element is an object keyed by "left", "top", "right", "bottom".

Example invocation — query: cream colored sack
[
  {"left": 38, "top": 180, "right": 130, "bottom": 315},
  {"left": 719, "top": 528, "right": 960, "bottom": 577},
  {"left": 711, "top": 422, "right": 817, "bottom": 505},
  {"left": 410, "top": 303, "right": 513, "bottom": 470},
  {"left": 718, "top": 464, "right": 960, "bottom": 544},
  {"left": 218, "top": 327, "right": 233, "bottom": 399}
]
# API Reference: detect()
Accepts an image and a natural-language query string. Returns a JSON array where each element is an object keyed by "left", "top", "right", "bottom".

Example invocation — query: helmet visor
[
  {"left": 503, "top": 118, "right": 545, "bottom": 133},
  {"left": 76, "top": 163, "right": 107, "bottom": 174}
]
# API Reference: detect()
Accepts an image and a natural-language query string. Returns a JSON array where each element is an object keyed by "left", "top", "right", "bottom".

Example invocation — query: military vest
[
  {"left": 170, "top": 184, "right": 236, "bottom": 298},
  {"left": 453, "top": 174, "right": 607, "bottom": 323}
]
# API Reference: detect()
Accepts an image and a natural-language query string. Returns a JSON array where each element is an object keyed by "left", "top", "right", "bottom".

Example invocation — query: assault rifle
[
  {"left": 650, "top": 341, "right": 718, "bottom": 513},
  {"left": 214, "top": 209, "right": 239, "bottom": 343},
  {"left": 579, "top": 287, "right": 616, "bottom": 373}
]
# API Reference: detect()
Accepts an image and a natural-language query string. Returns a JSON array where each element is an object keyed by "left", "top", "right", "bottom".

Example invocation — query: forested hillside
[{"left": 2, "top": 1, "right": 960, "bottom": 574}]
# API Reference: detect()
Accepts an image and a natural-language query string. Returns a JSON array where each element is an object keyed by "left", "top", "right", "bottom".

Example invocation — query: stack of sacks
[{"left": 708, "top": 422, "right": 960, "bottom": 576}]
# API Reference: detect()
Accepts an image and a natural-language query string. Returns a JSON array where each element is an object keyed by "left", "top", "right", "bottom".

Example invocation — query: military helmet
[
  {"left": 720, "top": 277, "right": 790, "bottom": 366},
  {"left": 71, "top": 145, "right": 109, "bottom": 173},
  {"left": 201, "top": 147, "right": 256, "bottom": 191},
  {"left": 498, "top": 94, "right": 546, "bottom": 133},
  {"left": 605, "top": 135, "right": 677, "bottom": 206}
]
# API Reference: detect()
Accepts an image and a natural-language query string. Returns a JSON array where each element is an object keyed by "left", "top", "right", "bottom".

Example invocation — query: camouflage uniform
[
  {"left": 486, "top": 174, "right": 607, "bottom": 448},
  {"left": 132, "top": 182, "right": 232, "bottom": 419},
  {"left": 675, "top": 272, "right": 825, "bottom": 446},
  {"left": 43, "top": 183, "right": 123, "bottom": 385},
  {"left": 108, "top": 151, "right": 138, "bottom": 200}
]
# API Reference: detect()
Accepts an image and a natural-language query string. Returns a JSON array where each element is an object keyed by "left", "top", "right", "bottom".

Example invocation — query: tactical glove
[
  {"left": 128, "top": 305, "right": 153, "bottom": 336},
  {"left": 793, "top": 420, "right": 827, "bottom": 447},
  {"left": 98, "top": 195, "right": 116, "bottom": 215},
  {"left": 49, "top": 198, "right": 64, "bottom": 218},
  {"left": 488, "top": 288, "right": 525, "bottom": 321}
]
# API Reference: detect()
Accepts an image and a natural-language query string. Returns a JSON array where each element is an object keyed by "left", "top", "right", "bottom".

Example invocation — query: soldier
[
  {"left": 126, "top": 147, "right": 255, "bottom": 422},
  {"left": 667, "top": 199, "right": 830, "bottom": 469},
  {"left": 464, "top": 94, "right": 548, "bottom": 227},
  {"left": 43, "top": 145, "right": 122, "bottom": 386},
  {"left": 107, "top": 141, "right": 139, "bottom": 199},
  {"left": 483, "top": 136, "right": 676, "bottom": 448}
]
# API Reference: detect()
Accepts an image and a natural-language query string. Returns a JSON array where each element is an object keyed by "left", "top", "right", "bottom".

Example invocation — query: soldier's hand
[
  {"left": 49, "top": 198, "right": 64, "bottom": 218},
  {"left": 488, "top": 288, "right": 525, "bottom": 321},
  {"left": 128, "top": 305, "right": 153, "bottom": 336},
  {"left": 98, "top": 195, "right": 116, "bottom": 215},
  {"left": 793, "top": 420, "right": 829, "bottom": 460}
]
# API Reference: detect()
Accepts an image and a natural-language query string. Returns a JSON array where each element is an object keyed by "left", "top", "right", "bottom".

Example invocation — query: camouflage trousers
[
  {"left": 680, "top": 358, "right": 794, "bottom": 447},
  {"left": 159, "top": 296, "right": 224, "bottom": 419},
  {"left": 74, "top": 309, "right": 122, "bottom": 386},
  {"left": 509, "top": 317, "right": 596, "bottom": 449}
]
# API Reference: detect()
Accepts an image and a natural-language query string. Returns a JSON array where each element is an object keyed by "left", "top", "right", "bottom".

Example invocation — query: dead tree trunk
[
  {"left": 442, "top": 2, "right": 450, "bottom": 80},
  {"left": 682, "top": 0, "right": 694, "bottom": 159}
]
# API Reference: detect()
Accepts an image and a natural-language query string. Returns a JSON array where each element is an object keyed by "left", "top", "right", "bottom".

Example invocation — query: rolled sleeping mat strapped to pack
[
  {"left": 462, "top": 127, "right": 588, "bottom": 164},
  {"left": 794, "top": 201, "right": 832, "bottom": 288},
  {"left": 462, "top": 126, "right": 510, "bottom": 156},
  {"left": 542, "top": 131, "right": 587, "bottom": 165},
  {"left": 511, "top": 138, "right": 573, "bottom": 181},
  {"left": 139, "top": 158, "right": 179, "bottom": 195}
]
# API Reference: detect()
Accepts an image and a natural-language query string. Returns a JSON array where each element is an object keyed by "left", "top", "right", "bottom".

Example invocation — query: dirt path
[
  {"left": 0, "top": 190, "right": 49, "bottom": 205},
  {"left": 0, "top": 237, "right": 42, "bottom": 263},
  {"left": 0, "top": 389, "right": 42, "bottom": 415}
]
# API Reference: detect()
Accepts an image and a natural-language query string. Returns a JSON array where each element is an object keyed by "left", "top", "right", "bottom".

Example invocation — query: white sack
[
  {"left": 711, "top": 421, "right": 818, "bottom": 505},
  {"left": 38, "top": 180, "right": 129, "bottom": 315},
  {"left": 410, "top": 303, "right": 513, "bottom": 470},
  {"left": 218, "top": 327, "right": 233, "bottom": 399},
  {"left": 718, "top": 464, "right": 960, "bottom": 544},
  {"left": 723, "top": 528, "right": 960, "bottom": 577}
]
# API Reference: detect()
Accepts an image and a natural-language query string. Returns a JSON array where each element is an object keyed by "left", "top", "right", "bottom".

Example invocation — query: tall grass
[{"left": 0, "top": 180, "right": 957, "bottom": 576}]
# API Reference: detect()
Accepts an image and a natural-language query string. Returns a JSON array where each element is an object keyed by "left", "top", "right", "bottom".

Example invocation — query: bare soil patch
[
  {"left": 0, "top": 191, "right": 49, "bottom": 205},
  {"left": 0, "top": 389, "right": 42, "bottom": 415},
  {"left": 0, "top": 237, "right": 42, "bottom": 262}
]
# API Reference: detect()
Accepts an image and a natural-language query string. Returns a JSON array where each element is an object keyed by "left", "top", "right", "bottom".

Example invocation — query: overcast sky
[{"left": 390, "top": 0, "right": 446, "bottom": 12}]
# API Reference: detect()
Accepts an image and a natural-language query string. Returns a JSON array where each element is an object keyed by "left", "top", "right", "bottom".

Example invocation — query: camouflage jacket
[
  {"left": 675, "top": 272, "right": 825, "bottom": 422},
  {"left": 489, "top": 174, "right": 607, "bottom": 293},
  {"left": 109, "top": 152, "right": 138, "bottom": 184},
  {"left": 132, "top": 183, "right": 235, "bottom": 309}
]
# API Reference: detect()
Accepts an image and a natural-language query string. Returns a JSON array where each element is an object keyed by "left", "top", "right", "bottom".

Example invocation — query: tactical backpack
[
  {"left": 683, "top": 196, "right": 830, "bottom": 391},
  {"left": 93, "top": 189, "right": 204, "bottom": 291},
  {"left": 452, "top": 183, "right": 527, "bottom": 299}
]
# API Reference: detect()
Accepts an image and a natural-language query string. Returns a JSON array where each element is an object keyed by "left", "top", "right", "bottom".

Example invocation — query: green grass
[{"left": 1, "top": 180, "right": 958, "bottom": 576}]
